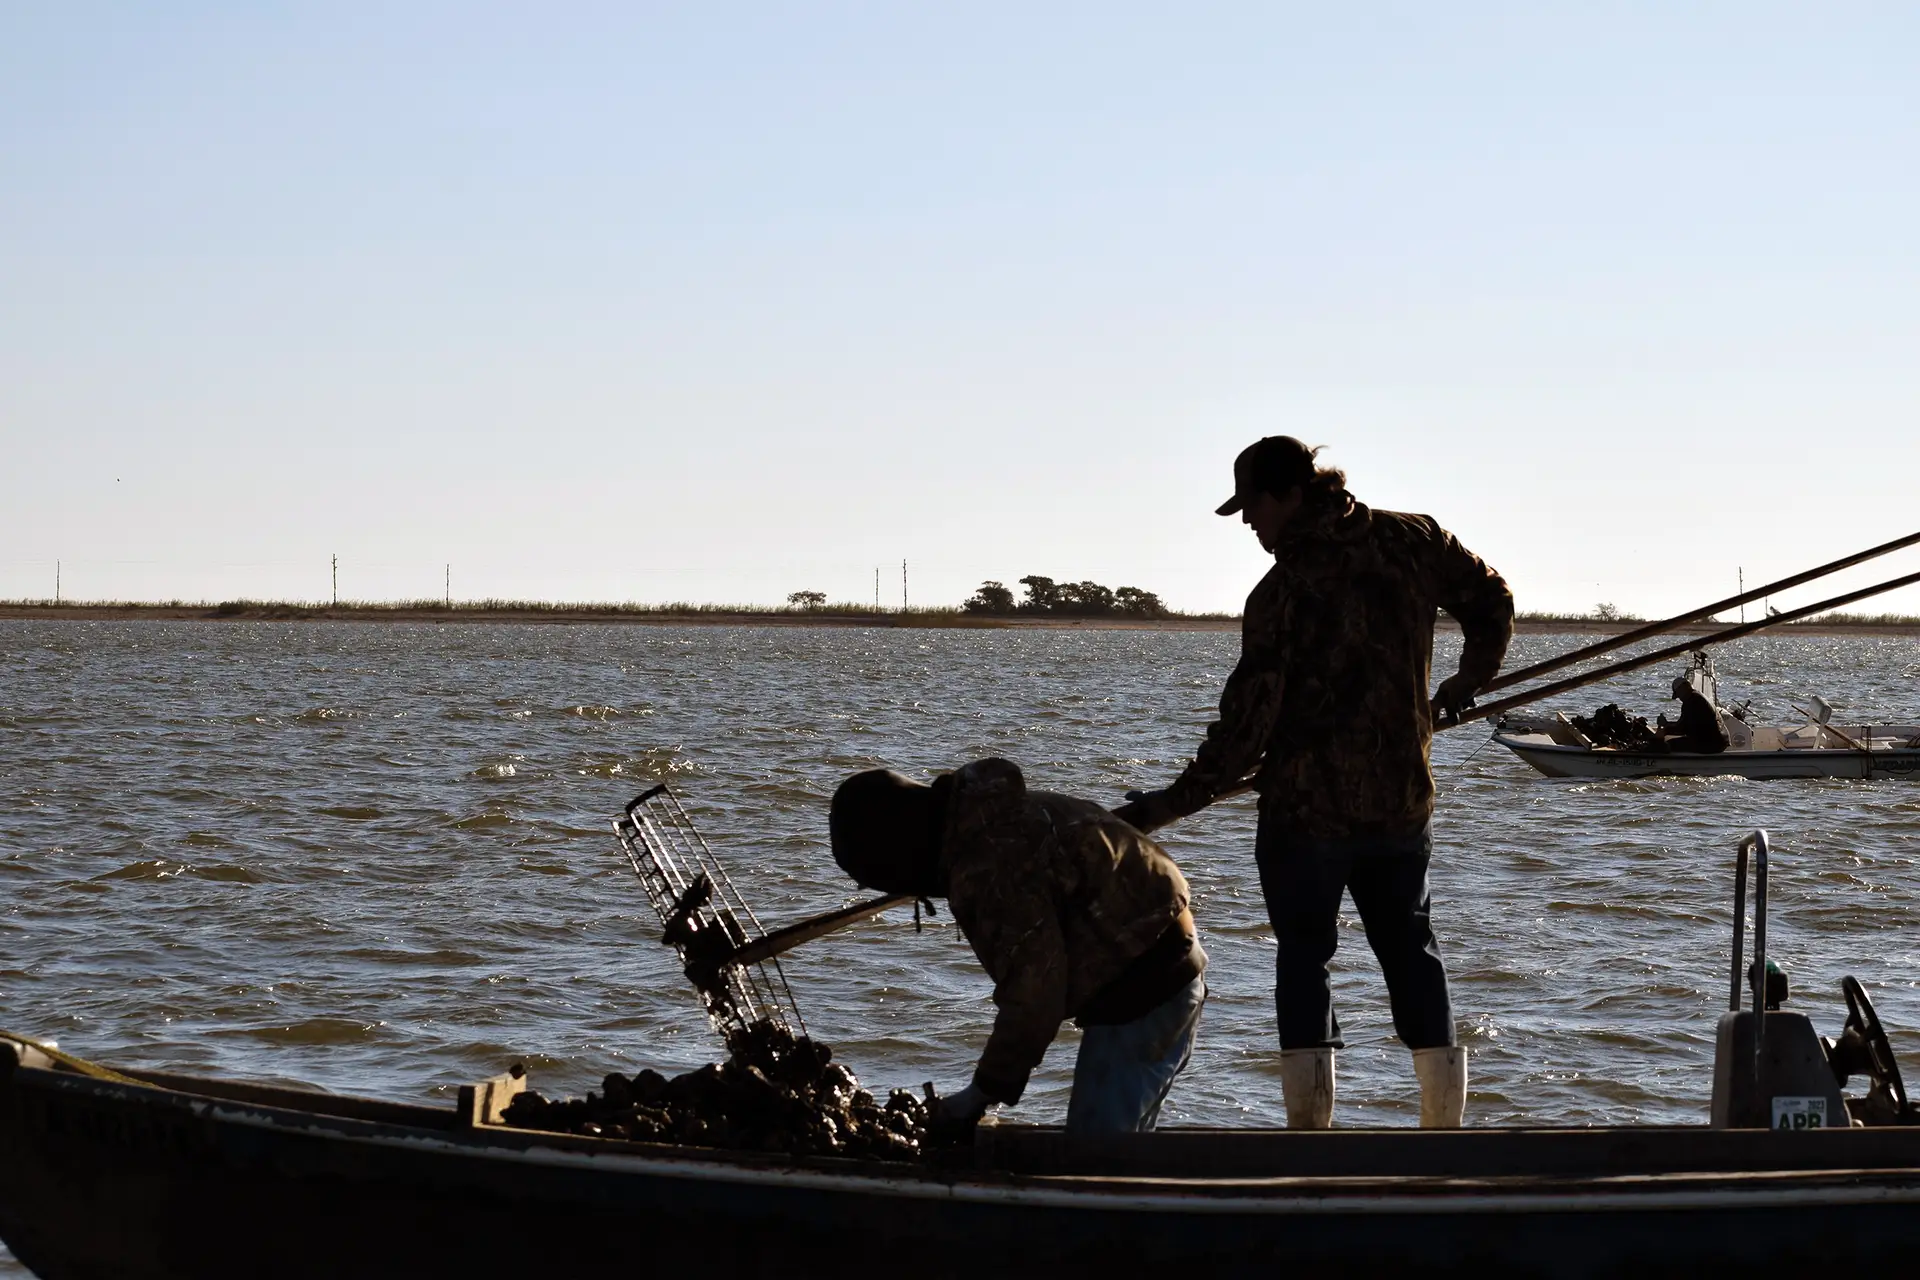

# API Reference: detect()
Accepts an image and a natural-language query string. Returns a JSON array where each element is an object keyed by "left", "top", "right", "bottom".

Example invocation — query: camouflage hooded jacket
[
  {"left": 1164, "top": 496, "right": 1513, "bottom": 837},
  {"left": 937, "top": 758, "right": 1199, "bottom": 1105}
]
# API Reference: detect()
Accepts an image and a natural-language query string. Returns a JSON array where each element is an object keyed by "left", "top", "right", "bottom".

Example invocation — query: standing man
[
  {"left": 829, "top": 758, "right": 1206, "bottom": 1136},
  {"left": 1117, "top": 436, "right": 1512, "bottom": 1129}
]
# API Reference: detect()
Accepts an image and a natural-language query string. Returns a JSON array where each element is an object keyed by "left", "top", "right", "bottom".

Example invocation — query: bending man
[
  {"left": 830, "top": 757, "right": 1206, "bottom": 1135},
  {"left": 1119, "top": 436, "right": 1512, "bottom": 1129}
]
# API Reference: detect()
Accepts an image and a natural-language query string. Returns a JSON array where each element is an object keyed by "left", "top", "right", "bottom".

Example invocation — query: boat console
[{"left": 1710, "top": 830, "right": 1916, "bottom": 1129}]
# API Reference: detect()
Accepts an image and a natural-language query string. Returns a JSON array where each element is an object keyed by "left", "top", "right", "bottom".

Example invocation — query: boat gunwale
[
  {"left": 15, "top": 1057, "right": 1920, "bottom": 1215},
  {"left": 1488, "top": 731, "right": 1920, "bottom": 780},
  {"left": 1489, "top": 732, "right": 1889, "bottom": 761}
]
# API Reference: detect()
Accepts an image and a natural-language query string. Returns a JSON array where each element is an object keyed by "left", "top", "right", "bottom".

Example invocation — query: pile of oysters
[
  {"left": 499, "top": 1021, "right": 937, "bottom": 1162},
  {"left": 1572, "top": 702, "right": 1658, "bottom": 750}
]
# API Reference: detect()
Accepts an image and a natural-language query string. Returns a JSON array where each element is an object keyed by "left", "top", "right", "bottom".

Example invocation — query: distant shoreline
[
  {"left": 1, "top": 602, "right": 1227, "bottom": 630},
  {"left": 1, "top": 602, "right": 1916, "bottom": 636}
]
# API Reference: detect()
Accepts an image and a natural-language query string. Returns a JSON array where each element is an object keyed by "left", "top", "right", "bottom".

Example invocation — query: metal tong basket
[{"left": 612, "top": 784, "right": 806, "bottom": 1053}]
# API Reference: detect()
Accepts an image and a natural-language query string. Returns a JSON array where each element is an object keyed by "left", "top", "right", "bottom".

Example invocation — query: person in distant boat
[
  {"left": 828, "top": 758, "right": 1206, "bottom": 1137},
  {"left": 1115, "top": 435, "right": 1513, "bottom": 1131},
  {"left": 1657, "top": 676, "right": 1730, "bottom": 754}
]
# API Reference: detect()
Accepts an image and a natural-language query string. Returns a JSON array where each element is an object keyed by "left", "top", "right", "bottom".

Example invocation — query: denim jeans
[
  {"left": 1254, "top": 817, "right": 1453, "bottom": 1051},
  {"left": 1065, "top": 974, "right": 1206, "bottom": 1136}
]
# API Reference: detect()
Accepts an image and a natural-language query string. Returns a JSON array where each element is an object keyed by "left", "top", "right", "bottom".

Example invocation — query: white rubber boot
[
  {"left": 1279, "top": 1048, "right": 1335, "bottom": 1129},
  {"left": 1413, "top": 1046, "right": 1467, "bottom": 1128}
]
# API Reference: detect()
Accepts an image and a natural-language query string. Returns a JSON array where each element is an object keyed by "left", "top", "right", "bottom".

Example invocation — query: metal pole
[
  {"left": 332, "top": 555, "right": 337, "bottom": 607},
  {"left": 1456, "top": 566, "right": 1920, "bottom": 728},
  {"left": 445, "top": 564, "right": 450, "bottom": 607},
  {"left": 1729, "top": 837, "right": 1748, "bottom": 1013},
  {"left": 1480, "top": 528, "right": 1920, "bottom": 696},
  {"left": 1738, "top": 568, "right": 1744, "bottom": 624},
  {"left": 874, "top": 568, "right": 879, "bottom": 611},
  {"left": 55, "top": 560, "right": 60, "bottom": 605},
  {"left": 1742, "top": 830, "right": 1771, "bottom": 1118},
  {"left": 902, "top": 560, "right": 907, "bottom": 611}
]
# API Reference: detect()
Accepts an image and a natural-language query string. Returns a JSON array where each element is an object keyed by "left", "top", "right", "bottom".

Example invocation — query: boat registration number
[{"left": 1772, "top": 1097, "right": 1830, "bottom": 1130}]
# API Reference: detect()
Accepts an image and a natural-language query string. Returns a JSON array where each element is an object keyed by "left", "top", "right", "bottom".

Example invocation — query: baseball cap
[{"left": 1216, "top": 436, "right": 1318, "bottom": 516}]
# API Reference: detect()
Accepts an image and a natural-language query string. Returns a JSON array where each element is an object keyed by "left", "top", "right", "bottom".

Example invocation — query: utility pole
[
  {"left": 445, "top": 564, "right": 451, "bottom": 607},
  {"left": 902, "top": 559, "right": 907, "bottom": 611},
  {"left": 332, "top": 554, "right": 338, "bottom": 607},
  {"left": 1738, "top": 568, "right": 1745, "bottom": 623},
  {"left": 55, "top": 560, "right": 60, "bottom": 605},
  {"left": 874, "top": 568, "right": 880, "bottom": 611}
]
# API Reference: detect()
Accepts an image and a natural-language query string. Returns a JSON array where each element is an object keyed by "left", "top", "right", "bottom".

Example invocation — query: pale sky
[{"left": 4, "top": 4, "right": 1917, "bottom": 616}]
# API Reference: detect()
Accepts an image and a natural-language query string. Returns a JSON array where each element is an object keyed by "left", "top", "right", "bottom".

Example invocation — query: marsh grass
[
  {"left": 1510, "top": 608, "right": 1920, "bottom": 627},
  {"left": 4, "top": 598, "right": 1906, "bottom": 628},
  {"left": 1787, "top": 610, "right": 1920, "bottom": 626},
  {"left": 0, "top": 598, "right": 1040, "bottom": 627},
  {"left": 1515, "top": 609, "right": 1649, "bottom": 624},
  {"left": 0, "top": 596, "right": 1234, "bottom": 624}
]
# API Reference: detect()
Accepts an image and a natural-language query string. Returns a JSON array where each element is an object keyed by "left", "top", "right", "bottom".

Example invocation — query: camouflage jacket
[
  {"left": 1164, "top": 497, "right": 1513, "bottom": 837},
  {"left": 937, "top": 758, "right": 1198, "bottom": 1104}
]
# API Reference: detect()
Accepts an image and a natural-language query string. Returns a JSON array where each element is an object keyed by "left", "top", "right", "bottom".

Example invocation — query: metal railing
[{"left": 1730, "top": 830, "right": 1771, "bottom": 1100}]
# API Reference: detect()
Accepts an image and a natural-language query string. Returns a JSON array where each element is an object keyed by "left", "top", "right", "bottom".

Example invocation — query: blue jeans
[
  {"left": 1065, "top": 974, "right": 1206, "bottom": 1136},
  {"left": 1255, "top": 817, "right": 1453, "bottom": 1051}
]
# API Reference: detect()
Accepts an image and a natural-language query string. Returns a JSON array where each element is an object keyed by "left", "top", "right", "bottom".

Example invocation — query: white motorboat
[{"left": 1492, "top": 653, "right": 1920, "bottom": 780}]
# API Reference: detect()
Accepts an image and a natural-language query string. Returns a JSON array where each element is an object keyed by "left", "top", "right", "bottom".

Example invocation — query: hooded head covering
[{"left": 829, "top": 769, "right": 945, "bottom": 895}]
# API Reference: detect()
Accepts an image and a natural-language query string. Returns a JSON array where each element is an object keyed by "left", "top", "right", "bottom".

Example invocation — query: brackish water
[{"left": 3, "top": 622, "right": 1918, "bottom": 1269}]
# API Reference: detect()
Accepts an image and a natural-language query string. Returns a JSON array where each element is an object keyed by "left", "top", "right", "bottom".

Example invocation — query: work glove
[
  {"left": 1113, "top": 789, "right": 1179, "bottom": 835},
  {"left": 938, "top": 1082, "right": 992, "bottom": 1124},
  {"left": 926, "top": 1081, "right": 993, "bottom": 1146},
  {"left": 1430, "top": 673, "right": 1480, "bottom": 725}
]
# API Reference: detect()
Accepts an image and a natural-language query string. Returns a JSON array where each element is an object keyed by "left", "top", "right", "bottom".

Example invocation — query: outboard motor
[
  {"left": 1709, "top": 830, "right": 1919, "bottom": 1128},
  {"left": 1709, "top": 832, "right": 1847, "bottom": 1128}
]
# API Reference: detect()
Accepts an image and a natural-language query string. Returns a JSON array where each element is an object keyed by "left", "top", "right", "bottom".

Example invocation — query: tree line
[
  {"left": 965, "top": 576, "right": 1168, "bottom": 618},
  {"left": 779, "top": 577, "right": 1171, "bottom": 618}
]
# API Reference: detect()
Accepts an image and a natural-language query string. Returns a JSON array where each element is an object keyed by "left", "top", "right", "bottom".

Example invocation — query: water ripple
[{"left": 2, "top": 620, "right": 1917, "bottom": 1144}]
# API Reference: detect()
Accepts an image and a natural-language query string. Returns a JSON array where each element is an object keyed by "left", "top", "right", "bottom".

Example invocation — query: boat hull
[
  {"left": 1493, "top": 734, "right": 1920, "bottom": 780},
  {"left": 9, "top": 1052, "right": 1920, "bottom": 1278}
]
